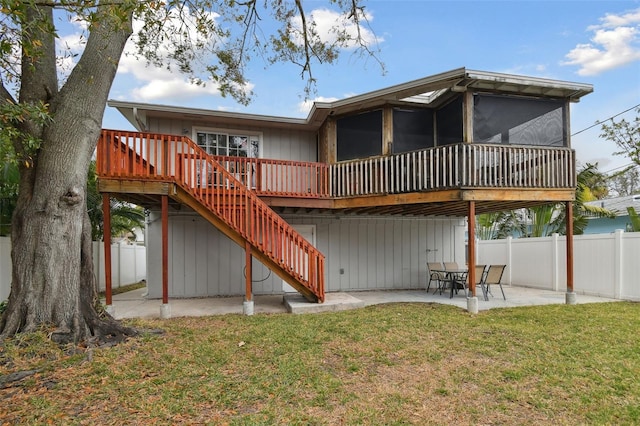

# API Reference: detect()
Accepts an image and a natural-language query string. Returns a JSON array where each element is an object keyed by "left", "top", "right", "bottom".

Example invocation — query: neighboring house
[
  {"left": 584, "top": 194, "right": 640, "bottom": 234},
  {"left": 97, "top": 67, "right": 592, "bottom": 307}
]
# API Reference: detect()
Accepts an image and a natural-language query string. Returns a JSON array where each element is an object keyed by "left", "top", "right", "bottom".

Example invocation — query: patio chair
[
  {"left": 444, "top": 262, "right": 459, "bottom": 271},
  {"left": 443, "top": 262, "right": 465, "bottom": 297},
  {"left": 483, "top": 264, "right": 507, "bottom": 300},
  {"left": 427, "top": 262, "right": 445, "bottom": 293},
  {"left": 464, "top": 264, "right": 487, "bottom": 299}
]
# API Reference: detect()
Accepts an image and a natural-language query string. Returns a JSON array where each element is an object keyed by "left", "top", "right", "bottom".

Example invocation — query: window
[
  {"left": 336, "top": 110, "right": 383, "bottom": 161},
  {"left": 195, "top": 130, "right": 261, "bottom": 157}
]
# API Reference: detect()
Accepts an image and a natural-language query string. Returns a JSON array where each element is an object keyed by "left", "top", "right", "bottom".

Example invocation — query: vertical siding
[
  {"left": 283, "top": 214, "right": 465, "bottom": 293},
  {"left": 146, "top": 209, "right": 465, "bottom": 297},
  {"left": 147, "top": 118, "right": 317, "bottom": 162}
]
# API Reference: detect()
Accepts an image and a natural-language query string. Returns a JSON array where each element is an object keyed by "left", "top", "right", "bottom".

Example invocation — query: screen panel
[
  {"left": 336, "top": 110, "right": 383, "bottom": 161},
  {"left": 436, "top": 95, "right": 463, "bottom": 146},
  {"left": 392, "top": 108, "right": 434, "bottom": 153},
  {"left": 473, "top": 94, "right": 566, "bottom": 146}
]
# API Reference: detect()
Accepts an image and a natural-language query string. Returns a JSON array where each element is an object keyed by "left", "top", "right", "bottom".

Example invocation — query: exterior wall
[
  {"left": 145, "top": 209, "right": 465, "bottom": 298},
  {"left": 584, "top": 216, "right": 630, "bottom": 234},
  {"left": 146, "top": 118, "right": 318, "bottom": 162}
]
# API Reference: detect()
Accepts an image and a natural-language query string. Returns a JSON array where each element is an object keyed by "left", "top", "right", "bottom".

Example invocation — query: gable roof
[{"left": 108, "top": 67, "right": 593, "bottom": 132}]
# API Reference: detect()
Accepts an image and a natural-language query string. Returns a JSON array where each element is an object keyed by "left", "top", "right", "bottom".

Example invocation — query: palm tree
[
  {"left": 551, "top": 163, "right": 616, "bottom": 236},
  {"left": 476, "top": 210, "right": 525, "bottom": 240},
  {"left": 477, "top": 163, "right": 615, "bottom": 239},
  {"left": 628, "top": 207, "right": 640, "bottom": 232}
]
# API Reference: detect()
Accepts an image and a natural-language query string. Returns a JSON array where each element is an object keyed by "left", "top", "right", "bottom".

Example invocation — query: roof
[
  {"left": 108, "top": 67, "right": 594, "bottom": 132},
  {"left": 585, "top": 194, "right": 640, "bottom": 216}
]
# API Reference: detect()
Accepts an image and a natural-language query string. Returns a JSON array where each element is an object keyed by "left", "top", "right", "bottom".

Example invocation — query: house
[
  {"left": 584, "top": 194, "right": 640, "bottom": 233},
  {"left": 97, "top": 67, "right": 593, "bottom": 315}
]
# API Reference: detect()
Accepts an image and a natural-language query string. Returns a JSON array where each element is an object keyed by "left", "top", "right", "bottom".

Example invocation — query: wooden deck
[
  {"left": 98, "top": 130, "right": 576, "bottom": 217},
  {"left": 96, "top": 129, "right": 578, "bottom": 304}
]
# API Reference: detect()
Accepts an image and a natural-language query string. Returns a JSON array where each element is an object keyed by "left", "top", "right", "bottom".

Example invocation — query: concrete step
[{"left": 284, "top": 292, "right": 365, "bottom": 314}]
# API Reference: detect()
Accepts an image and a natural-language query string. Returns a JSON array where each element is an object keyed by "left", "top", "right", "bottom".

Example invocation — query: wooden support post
[
  {"left": 468, "top": 200, "right": 476, "bottom": 297},
  {"left": 566, "top": 201, "right": 574, "bottom": 293},
  {"left": 245, "top": 241, "right": 252, "bottom": 302},
  {"left": 162, "top": 195, "right": 169, "bottom": 305},
  {"left": 102, "top": 194, "right": 112, "bottom": 306}
]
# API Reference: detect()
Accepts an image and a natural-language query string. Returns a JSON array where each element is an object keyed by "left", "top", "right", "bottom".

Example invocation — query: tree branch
[{"left": 0, "top": 81, "right": 17, "bottom": 107}]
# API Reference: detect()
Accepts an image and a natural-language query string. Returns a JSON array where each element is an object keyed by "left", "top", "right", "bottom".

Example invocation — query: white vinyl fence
[
  {"left": 0, "top": 236, "right": 146, "bottom": 302},
  {"left": 478, "top": 230, "right": 640, "bottom": 301}
]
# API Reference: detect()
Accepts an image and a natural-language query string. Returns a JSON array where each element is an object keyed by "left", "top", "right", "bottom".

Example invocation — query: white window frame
[{"left": 192, "top": 127, "right": 263, "bottom": 158}]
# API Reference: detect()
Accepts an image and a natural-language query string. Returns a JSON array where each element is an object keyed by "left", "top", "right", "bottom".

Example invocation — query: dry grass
[{"left": 1, "top": 301, "right": 640, "bottom": 425}]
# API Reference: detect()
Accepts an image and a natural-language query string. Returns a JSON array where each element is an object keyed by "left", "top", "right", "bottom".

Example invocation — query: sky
[{"left": 99, "top": 0, "right": 640, "bottom": 176}]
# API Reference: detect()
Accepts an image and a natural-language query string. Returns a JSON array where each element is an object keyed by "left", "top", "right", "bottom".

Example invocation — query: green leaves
[
  {"left": 600, "top": 107, "right": 640, "bottom": 167},
  {"left": 0, "top": 100, "right": 51, "bottom": 164},
  {"left": 628, "top": 207, "right": 640, "bottom": 232}
]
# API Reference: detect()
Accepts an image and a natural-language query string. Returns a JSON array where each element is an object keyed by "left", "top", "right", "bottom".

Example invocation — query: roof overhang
[
  {"left": 310, "top": 67, "right": 593, "bottom": 118},
  {"left": 108, "top": 67, "right": 593, "bottom": 132},
  {"left": 107, "top": 100, "right": 312, "bottom": 132}
]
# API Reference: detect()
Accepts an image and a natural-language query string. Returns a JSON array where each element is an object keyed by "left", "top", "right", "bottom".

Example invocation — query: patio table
[{"left": 433, "top": 269, "right": 468, "bottom": 298}]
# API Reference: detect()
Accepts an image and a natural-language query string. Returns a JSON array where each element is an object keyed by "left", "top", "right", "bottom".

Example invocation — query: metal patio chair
[
  {"left": 482, "top": 264, "right": 507, "bottom": 301},
  {"left": 427, "top": 262, "right": 445, "bottom": 293}
]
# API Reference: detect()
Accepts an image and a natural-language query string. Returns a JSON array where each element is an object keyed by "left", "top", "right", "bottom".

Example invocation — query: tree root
[{"left": 0, "top": 369, "right": 41, "bottom": 389}]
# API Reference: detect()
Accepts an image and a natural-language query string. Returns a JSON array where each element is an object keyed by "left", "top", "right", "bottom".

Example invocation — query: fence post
[
  {"left": 506, "top": 236, "right": 512, "bottom": 285},
  {"left": 132, "top": 244, "right": 137, "bottom": 283},
  {"left": 551, "top": 233, "right": 559, "bottom": 292},
  {"left": 614, "top": 229, "right": 624, "bottom": 299},
  {"left": 116, "top": 242, "right": 121, "bottom": 289}
]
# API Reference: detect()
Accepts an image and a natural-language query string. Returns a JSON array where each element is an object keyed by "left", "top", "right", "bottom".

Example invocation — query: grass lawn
[{"left": 1, "top": 301, "right": 640, "bottom": 425}]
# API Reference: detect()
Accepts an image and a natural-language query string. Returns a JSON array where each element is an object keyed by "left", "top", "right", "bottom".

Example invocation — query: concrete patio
[{"left": 108, "top": 285, "right": 620, "bottom": 320}]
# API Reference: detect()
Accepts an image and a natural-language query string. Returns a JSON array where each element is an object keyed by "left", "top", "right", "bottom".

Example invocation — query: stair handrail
[{"left": 97, "top": 129, "right": 325, "bottom": 301}]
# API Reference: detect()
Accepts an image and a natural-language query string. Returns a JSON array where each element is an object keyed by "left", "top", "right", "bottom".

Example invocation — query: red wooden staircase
[{"left": 97, "top": 130, "right": 325, "bottom": 302}]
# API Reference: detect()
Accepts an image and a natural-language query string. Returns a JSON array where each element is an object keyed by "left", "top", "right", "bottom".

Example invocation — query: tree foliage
[
  {"left": 628, "top": 207, "right": 640, "bottom": 232},
  {"left": 600, "top": 107, "right": 640, "bottom": 167},
  {"left": 608, "top": 165, "right": 639, "bottom": 197}
]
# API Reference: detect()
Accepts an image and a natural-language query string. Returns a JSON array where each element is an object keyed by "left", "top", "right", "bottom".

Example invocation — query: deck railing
[
  {"left": 210, "top": 156, "right": 330, "bottom": 198},
  {"left": 97, "top": 130, "right": 325, "bottom": 301},
  {"left": 96, "top": 129, "right": 575, "bottom": 201},
  {"left": 330, "top": 144, "right": 575, "bottom": 197}
]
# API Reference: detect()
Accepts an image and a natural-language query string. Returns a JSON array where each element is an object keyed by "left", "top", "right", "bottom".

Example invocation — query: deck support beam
[
  {"left": 160, "top": 194, "right": 171, "bottom": 318},
  {"left": 565, "top": 201, "right": 576, "bottom": 304},
  {"left": 244, "top": 241, "right": 254, "bottom": 315},
  {"left": 102, "top": 194, "right": 114, "bottom": 315},
  {"left": 467, "top": 200, "right": 479, "bottom": 314}
]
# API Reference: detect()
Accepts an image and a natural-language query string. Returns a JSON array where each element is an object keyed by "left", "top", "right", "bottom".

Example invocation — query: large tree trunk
[{"left": 0, "top": 2, "right": 136, "bottom": 344}]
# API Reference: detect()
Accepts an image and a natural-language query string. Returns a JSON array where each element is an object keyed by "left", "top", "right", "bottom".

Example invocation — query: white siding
[
  {"left": 290, "top": 215, "right": 464, "bottom": 292},
  {"left": 147, "top": 118, "right": 317, "bottom": 162},
  {"left": 146, "top": 210, "right": 465, "bottom": 297}
]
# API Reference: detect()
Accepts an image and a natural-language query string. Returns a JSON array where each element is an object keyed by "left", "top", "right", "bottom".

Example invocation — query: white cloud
[
  {"left": 114, "top": 8, "right": 255, "bottom": 103},
  {"left": 563, "top": 7, "right": 640, "bottom": 75},
  {"left": 131, "top": 77, "right": 220, "bottom": 101},
  {"left": 290, "top": 8, "right": 382, "bottom": 49},
  {"left": 52, "top": 9, "right": 239, "bottom": 102},
  {"left": 55, "top": 15, "right": 88, "bottom": 76},
  {"left": 590, "top": 8, "right": 640, "bottom": 29},
  {"left": 297, "top": 95, "right": 340, "bottom": 113}
]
